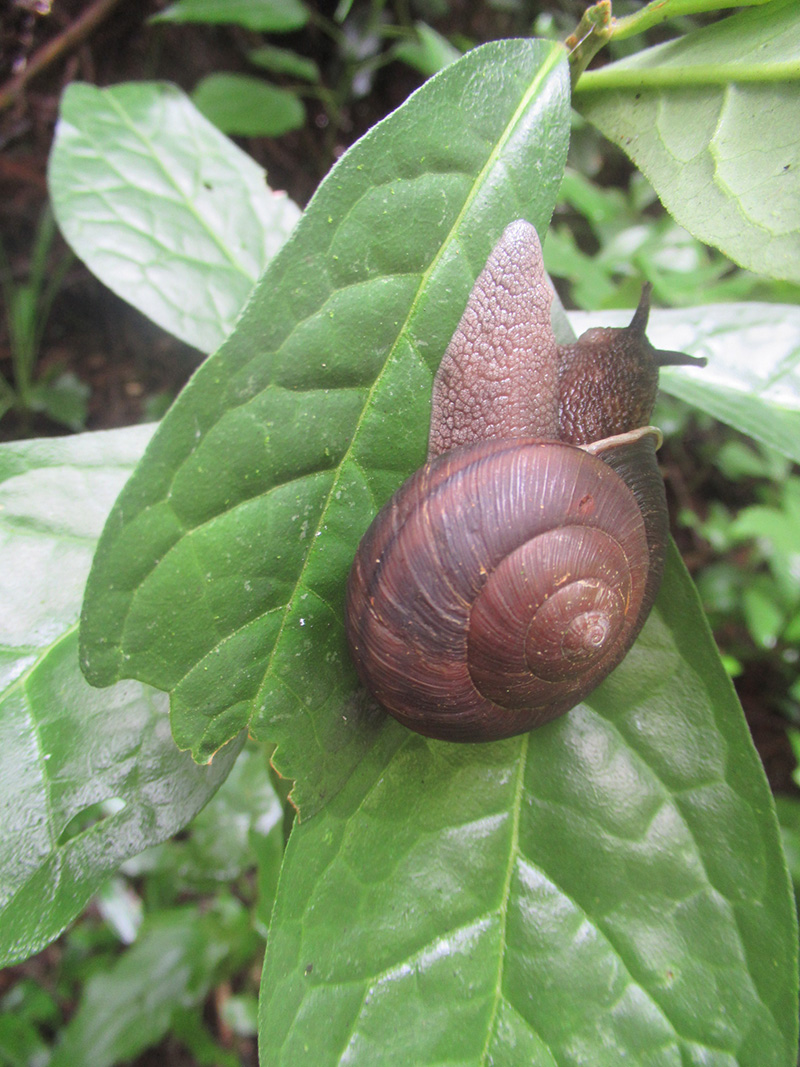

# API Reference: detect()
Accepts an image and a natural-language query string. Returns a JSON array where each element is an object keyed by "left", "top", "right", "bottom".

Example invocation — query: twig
[
  {"left": 0, "top": 0, "right": 127, "bottom": 112},
  {"left": 566, "top": 0, "right": 614, "bottom": 88}
]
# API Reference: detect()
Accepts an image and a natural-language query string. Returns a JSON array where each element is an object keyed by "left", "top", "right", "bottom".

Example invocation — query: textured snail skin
[
  {"left": 428, "top": 219, "right": 560, "bottom": 456},
  {"left": 345, "top": 220, "right": 704, "bottom": 742}
]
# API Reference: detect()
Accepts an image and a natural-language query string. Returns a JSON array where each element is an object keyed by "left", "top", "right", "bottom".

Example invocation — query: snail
[{"left": 345, "top": 220, "right": 705, "bottom": 742}]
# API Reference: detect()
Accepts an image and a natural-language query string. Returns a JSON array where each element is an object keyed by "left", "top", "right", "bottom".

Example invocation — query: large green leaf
[
  {"left": 569, "top": 303, "right": 800, "bottom": 463},
  {"left": 575, "top": 0, "right": 800, "bottom": 283},
  {"left": 0, "top": 427, "right": 241, "bottom": 968},
  {"left": 392, "top": 22, "right": 462, "bottom": 78},
  {"left": 259, "top": 544, "right": 797, "bottom": 1066},
  {"left": 48, "top": 82, "right": 300, "bottom": 355},
  {"left": 36, "top": 32, "right": 798, "bottom": 1060},
  {"left": 79, "top": 39, "right": 573, "bottom": 814}
]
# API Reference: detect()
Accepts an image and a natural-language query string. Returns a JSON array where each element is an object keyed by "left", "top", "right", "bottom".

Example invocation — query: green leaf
[
  {"left": 392, "top": 22, "right": 461, "bottom": 78},
  {"left": 48, "top": 82, "right": 300, "bottom": 355},
  {"left": 248, "top": 45, "right": 320, "bottom": 83},
  {"left": 193, "top": 74, "right": 306, "bottom": 137},
  {"left": 569, "top": 303, "right": 800, "bottom": 464},
  {"left": 733, "top": 506, "right": 800, "bottom": 562},
  {"left": 152, "top": 0, "right": 309, "bottom": 32},
  {"left": 574, "top": 0, "right": 800, "bottom": 283},
  {"left": 49, "top": 900, "right": 252, "bottom": 1067},
  {"left": 123, "top": 743, "right": 284, "bottom": 897},
  {"left": 0, "top": 1014, "right": 50, "bottom": 1067},
  {"left": 742, "top": 582, "right": 785, "bottom": 648},
  {"left": 0, "top": 427, "right": 242, "bottom": 968},
  {"left": 79, "top": 39, "right": 572, "bottom": 814},
  {"left": 172, "top": 1008, "right": 242, "bottom": 1067},
  {"left": 775, "top": 794, "right": 800, "bottom": 890},
  {"left": 221, "top": 992, "right": 259, "bottom": 1036},
  {"left": 29, "top": 369, "right": 89, "bottom": 431},
  {"left": 612, "top": 0, "right": 777, "bottom": 42},
  {"left": 0, "top": 976, "right": 59, "bottom": 1065},
  {"left": 259, "top": 545, "right": 797, "bottom": 1066}
]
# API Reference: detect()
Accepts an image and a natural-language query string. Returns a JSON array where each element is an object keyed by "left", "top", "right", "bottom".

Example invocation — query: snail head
[{"left": 557, "top": 284, "right": 707, "bottom": 446}]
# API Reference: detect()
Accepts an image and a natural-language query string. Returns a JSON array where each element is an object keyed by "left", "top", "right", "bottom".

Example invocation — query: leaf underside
[
  {"left": 575, "top": 0, "right": 800, "bottom": 283},
  {"left": 49, "top": 81, "right": 300, "bottom": 354}
]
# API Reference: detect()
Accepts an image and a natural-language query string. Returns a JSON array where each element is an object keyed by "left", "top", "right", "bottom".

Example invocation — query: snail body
[{"left": 345, "top": 220, "right": 704, "bottom": 742}]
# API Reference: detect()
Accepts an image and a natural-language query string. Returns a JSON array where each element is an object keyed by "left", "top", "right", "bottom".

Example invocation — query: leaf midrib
[{"left": 480, "top": 732, "right": 528, "bottom": 1064}]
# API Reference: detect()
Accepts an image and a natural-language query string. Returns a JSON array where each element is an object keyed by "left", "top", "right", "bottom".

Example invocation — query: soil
[{"left": 1, "top": 1, "right": 797, "bottom": 1062}]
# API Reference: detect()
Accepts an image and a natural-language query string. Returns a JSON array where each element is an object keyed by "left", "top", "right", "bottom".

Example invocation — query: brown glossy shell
[{"left": 345, "top": 432, "right": 666, "bottom": 742}]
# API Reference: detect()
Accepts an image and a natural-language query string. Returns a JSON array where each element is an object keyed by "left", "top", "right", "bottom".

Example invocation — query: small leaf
[
  {"left": 29, "top": 370, "right": 89, "bottom": 431},
  {"left": 49, "top": 82, "right": 300, "bottom": 354},
  {"left": 258, "top": 547, "right": 798, "bottom": 1066},
  {"left": 193, "top": 74, "right": 306, "bottom": 137},
  {"left": 575, "top": 0, "right": 800, "bottom": 282},
  {"left": 79, "top": 39, "right": 572, "bottom": 815},
  {"left": 248, "top": 45, "right": 320, "bottom": 83},
  {"left": 775, "top": 794, "right": 800, "bottom": 889},
  {"left": 568, "top": 303, "right": 800, "bottom": 464},
  {"left": 742, "top": 583, "right": 785, "bottom": 648},
  {"left": 153, "top": 0, "right": 309, "bottom": 32},
  {"left": 392, "top": 22, "right": 461, "bottom": 78},
  {"left": 0, "top": 427, "right": 242, "bottom": 967}
]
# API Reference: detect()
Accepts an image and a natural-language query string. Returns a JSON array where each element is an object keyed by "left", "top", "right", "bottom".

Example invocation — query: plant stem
[
  {"left": 566, "top": 1, "right": 613, "bottom": 87},
  {"left": 0, "top": 377, "right": 17, "bottom": 423},
  {"left": 0, "top": 0, "right": 127, "bottom": 112}
]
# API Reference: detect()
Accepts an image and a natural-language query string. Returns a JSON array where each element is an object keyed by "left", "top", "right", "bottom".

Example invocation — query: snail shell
[{"left": 345, "top": 220, "right": 704, "bottom": 742}]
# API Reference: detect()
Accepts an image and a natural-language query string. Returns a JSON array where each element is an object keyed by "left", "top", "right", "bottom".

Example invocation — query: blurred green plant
[
  {"left": 151, "top": 0, "right": 465, "bottom": 149},
  {"left": 0, "top": 206, "right": 87, "bottom": 434},
  {"left": 41, "top": 750, "right": 285, "bottom": 1067},
  {"left": 0, "top": 743, "right": 282, "bottom": 1067},
  {"left": 776, "top": 793, "right": 800, "bottom": 909},
  {"left": 547, "top": 164, "right": 800, "bottom": 312},
  {"left": 676, "top": 436, "right": 800, "bottom": 704}
]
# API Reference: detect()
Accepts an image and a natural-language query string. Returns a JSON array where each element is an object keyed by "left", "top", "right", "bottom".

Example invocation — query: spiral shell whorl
[{"left": 346, "top": 436, "right": 657, "bottom": 742}]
